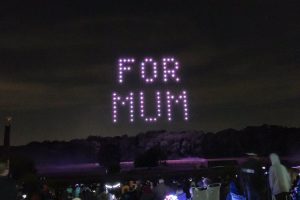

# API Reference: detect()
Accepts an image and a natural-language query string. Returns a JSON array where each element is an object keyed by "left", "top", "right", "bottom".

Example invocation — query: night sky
[{"left": 0, "top": 1, "right": 299, "bottom": 145}]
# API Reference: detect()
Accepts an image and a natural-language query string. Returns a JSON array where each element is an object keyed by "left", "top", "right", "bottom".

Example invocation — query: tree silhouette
[
  {"left": 134, "top": 145, "right": 167, "bottom": 168},
  {"left": 97, "top": 141, "right": 121, "bottom": 174}
]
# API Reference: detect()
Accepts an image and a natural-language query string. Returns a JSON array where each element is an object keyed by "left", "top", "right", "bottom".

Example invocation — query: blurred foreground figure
[
  {"left": 140, "top": 181, "right": 154, "bottom": 200},
  {"left": 240, "top": 153, "right": 266, "bottom": 200},
  {"left": 226, "top": 180, "right": 245, "bottom": 200},
  {"left": 153, "top": 179, "right": 172, "bottom": 200},
  {"left": 269, "top": 153, "right": 291, "bottom": 200},
  {"left": 0, "top": 117, "right": 17, "bottom": 199},
  {"left": 294, "top": 178, "right": 300, "bottom": 200},
  {"left": 0, "top": 158, "right": 17, "bottom": 200}
]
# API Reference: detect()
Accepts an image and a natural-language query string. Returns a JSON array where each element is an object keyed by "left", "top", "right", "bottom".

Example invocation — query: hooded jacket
[{"left": 268, "top": 153, "right": 291, "bottom": 195}]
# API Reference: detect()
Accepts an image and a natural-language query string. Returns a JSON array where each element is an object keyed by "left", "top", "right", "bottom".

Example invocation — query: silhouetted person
[
  {"left": 41, "top": 184, "right": 54, "bottom": 200},
  {"left": 0, "top": 157, "right": 17, "bottom": 200},
  {"left": 175, "top": 185, "right": 186, "bottom": 200},
  {"left": 183, "top": 179, "right": 192, "bottom": 199},
  {"left": 140, "top": 181, "right": 154, "bottom": 200},
  {"left": 96, "top": 185, "right": 111, "bottom": 200},
  {"left": 63, "top": 186, "right": 74, "bottom": 200},
  {"left": 240, "top": 153, "right": 266, "bottom": 200},
  {"left": 121, "top": 187, "right": 131, "bottom": 200},
  {"left": 153, "top": 179, "right": 171, "bottom": 200},
  {"left": 269, "top": 153, "right": 291, "bottom": 200},
  {"left": 295, "top": 178, "right": 300, "bottom": 200},
  {"left": 81, "top": 187, "right": 95, "bottom": 200}
]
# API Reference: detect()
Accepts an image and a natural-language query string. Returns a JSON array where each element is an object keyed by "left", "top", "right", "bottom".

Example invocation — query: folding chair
[
  {"left": 207, "top": 183, "right": 221, "bottom": 200},
  {"left": 192, "top": 187, "right": 208, "bottom": 200}
]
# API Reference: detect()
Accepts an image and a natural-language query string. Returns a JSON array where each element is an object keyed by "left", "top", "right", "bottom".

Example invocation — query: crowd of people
[
  {"left": 49, "top": 176, "right": 220, "bottom": 200},
  {"left": 0, "top": 153, "right": 300, "bottom": 200},
  {"left": 226, "top": 153, "right": 300, "bottom": 200}
]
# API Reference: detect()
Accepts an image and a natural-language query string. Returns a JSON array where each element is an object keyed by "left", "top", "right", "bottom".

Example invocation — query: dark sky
[{"left": 0, "top": 0, "right": 299, "bottom": 145}]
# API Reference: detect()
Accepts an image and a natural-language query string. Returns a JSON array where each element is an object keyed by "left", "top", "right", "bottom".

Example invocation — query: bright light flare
[{"left": 164, "top": 194, "right": 178, "bottom": 200}]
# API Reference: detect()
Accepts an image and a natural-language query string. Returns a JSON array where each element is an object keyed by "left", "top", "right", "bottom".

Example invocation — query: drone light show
[{"left": 112, "top": 57, "right": 190, "bottom": 123}]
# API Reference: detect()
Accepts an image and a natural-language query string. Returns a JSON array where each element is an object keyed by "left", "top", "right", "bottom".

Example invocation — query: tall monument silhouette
[{"left": 3, "top": 117, "right": 12, "bottom": 159}]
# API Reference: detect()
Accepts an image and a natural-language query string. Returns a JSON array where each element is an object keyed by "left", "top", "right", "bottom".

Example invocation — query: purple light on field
[{"left": 112, "top": 92, "right": 134, "bottom": 123}]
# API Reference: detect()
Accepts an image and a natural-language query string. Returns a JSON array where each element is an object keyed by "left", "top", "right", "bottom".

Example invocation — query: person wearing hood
[{"left": 269, "top": 153, "right": 291, "bottom": 200}]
